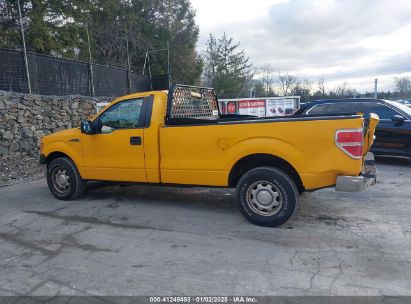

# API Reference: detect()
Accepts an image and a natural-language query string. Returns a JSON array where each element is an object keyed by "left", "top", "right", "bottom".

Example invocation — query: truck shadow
[
  {"left": 76, "top": 168, "right": 399, "bottom": 234},
  {"left": 77, "top": 182, "right": 383, "bottom": 250},
  {"left": 80, "top": 181, "right": 352, "bottom": 229},
  {"left": 42, "top": 178, "right": 400, "bottom": 253},
  {"left": 83, "top": 182, "right": 237, "bottom": 212}
]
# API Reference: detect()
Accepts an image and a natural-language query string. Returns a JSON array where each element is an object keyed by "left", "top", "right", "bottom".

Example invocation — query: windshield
[{"left": 384, "top": 100, "right": 411, "bottom": 117}]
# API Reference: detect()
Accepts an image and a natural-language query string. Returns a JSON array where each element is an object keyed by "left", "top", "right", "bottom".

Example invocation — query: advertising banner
[
  {"left": 266, "top": 99, "right": 295, "bottom": 117},
  {"left": 238, "top": 100, "right": 266, "bottom": 117}
]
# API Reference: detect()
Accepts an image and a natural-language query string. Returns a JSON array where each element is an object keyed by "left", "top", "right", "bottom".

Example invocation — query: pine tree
[
  {"left": 203, "top": 32, "right": 252, "bottom": 98},
  {"left": 203, "top": 34, "right": 218, "bottom": 86},
  {"left": 145, "top": 0, "right": 202, "bottom": 84}
]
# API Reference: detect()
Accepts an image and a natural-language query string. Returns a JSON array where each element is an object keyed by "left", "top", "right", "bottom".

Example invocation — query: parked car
[
  {"left": 40, "top": 85, "right": 378, "bottom": 227},
  {"left": 296, "top": 99, "right": 411, "bottom": 158},
  {"left": 397, "top": 99, "right": 411, "bottom": 108}
]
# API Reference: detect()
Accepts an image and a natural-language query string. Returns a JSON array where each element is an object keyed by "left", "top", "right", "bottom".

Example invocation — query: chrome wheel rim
[
  {"left": 246, "top": 181, "right": 282, "bottom": 216},
  {"left": 52, "top": 167, "right": 71, "bottom": 195}
]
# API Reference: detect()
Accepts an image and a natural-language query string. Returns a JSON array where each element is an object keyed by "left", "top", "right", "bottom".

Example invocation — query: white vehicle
[{"left": 397, "top": 100, "right": 411, "bottom": 108}]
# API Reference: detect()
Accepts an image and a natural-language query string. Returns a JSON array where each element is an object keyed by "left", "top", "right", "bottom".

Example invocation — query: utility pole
[
  {"left": 167, "top": 40, "right": 170, "bottom": 89},
  {"left": 374, "top": 78, "right": 378, "bottom": 99},
  {"left": 126, "top": 35, "right": 132, "bottom": 93},
  {"left": 142, "top": 51, "right": 148, "bottom": 77},
  {"left": 86, "top": 25, "right": 95, "bottom": 97},
  {"left": 143, "top": 47, "right": 169, "bottom": 91},
  {"left": 147, "top": 52, "right": 153, "bottom": 91},
  {"left": 17, "top": 0, "right": 31, "bottom": 94}
]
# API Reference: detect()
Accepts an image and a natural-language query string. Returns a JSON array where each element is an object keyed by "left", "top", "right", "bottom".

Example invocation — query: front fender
[{"left": 42, "top": 140, "right": 84, "bottom": 173}]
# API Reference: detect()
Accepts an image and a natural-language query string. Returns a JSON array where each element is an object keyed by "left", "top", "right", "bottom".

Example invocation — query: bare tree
[
  {"left": 331, "top": 82, "right": 355, "bottom": 98},
  {"left": 317, "top": 78, "right": 326, "bottom": 96},
  {"left": 303, "top": 79, "right": 312, "bottom": 93},
  {"left": 254, "top": 65, "right": 275, "bottom": 96},
  {"left": 393, "top": 75, "right": 411, "bottom": 98},
  {"left": 292, "top": 79, "right": 312, "bottom": 102},
  {"left": 278, "top": 72, "right": 297, "bottom": 96}
]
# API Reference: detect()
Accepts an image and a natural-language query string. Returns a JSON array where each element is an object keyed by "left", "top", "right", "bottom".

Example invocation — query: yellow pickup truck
[{"left": 40, "top": 85, "right": 379, "bottom": 227}]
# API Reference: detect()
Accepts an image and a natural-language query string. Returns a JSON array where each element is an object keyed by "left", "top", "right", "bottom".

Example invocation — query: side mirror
[
  {"left": 391, "top": 115, "right": 405, "bottom": 126},
  {"left": 80, "top": 120, "right": 94, "bottom": 134}
]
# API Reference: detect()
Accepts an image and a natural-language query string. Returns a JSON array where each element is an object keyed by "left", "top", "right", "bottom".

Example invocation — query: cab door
[
  {"left": 82, "top": 97, "right": 149, "bottom": 182},
  {"left": 363, "top": 102, "right": 411, "bottom": 157}
]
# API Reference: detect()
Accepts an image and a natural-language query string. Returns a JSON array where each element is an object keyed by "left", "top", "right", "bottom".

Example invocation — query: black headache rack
[{"left": 165, "top": 84, "right": 221, "bottom": 125}]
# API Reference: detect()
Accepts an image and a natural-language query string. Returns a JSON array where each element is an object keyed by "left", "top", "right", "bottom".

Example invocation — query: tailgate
[
  {"left": 363, "top": 113, "right": 379, "bottom": 156},
  {"left": 336, "top": 113, "right": 379, "bottom": 192}
]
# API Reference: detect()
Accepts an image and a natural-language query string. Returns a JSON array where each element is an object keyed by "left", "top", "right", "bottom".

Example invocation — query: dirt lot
[{"left": 0, "top": 158, "right": 410, "bottom": 296}]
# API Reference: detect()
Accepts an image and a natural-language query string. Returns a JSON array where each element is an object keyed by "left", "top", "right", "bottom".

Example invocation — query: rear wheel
[
  {"left": 235, "top": 167, "right": 298, "bottom": 227},
  {"left": 46, "top": 157, "right": 85, "bottom": 200}
]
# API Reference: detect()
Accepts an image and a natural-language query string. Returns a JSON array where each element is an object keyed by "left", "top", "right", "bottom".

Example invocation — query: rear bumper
[{"left": 335, "top": 152, "right": 377, "bottom": 192}]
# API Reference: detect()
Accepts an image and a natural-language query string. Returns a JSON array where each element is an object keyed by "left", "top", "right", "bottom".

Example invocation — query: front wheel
[
  {"left": 46, "top": 157, "right": 85, "bottom": 201},
  {"left": 235, "top": 167, "right": 298, "bottom": 227}
]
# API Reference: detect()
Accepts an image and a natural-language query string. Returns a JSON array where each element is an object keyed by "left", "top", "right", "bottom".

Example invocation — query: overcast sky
[{"left": 191, "top": 0, "right": 411, "bottom": 93}]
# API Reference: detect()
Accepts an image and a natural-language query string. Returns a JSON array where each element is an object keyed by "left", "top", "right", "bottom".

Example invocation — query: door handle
[{"left": 130, "top": 136, "right": 142, "bottom": 145}]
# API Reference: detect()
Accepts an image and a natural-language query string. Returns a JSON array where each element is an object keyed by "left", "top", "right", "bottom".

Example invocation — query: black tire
[
  {"left": 235, "top": 167, "right": 298, "bottom": 227},
  {"left": 46, "top": 157, "right": 85, "bottom": 201}
]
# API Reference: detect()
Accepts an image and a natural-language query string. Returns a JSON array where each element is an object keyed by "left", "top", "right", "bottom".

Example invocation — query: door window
[
  {"left": 307, "top": 104, "right": 327, "bottom": 115},
  {"left": 363, "top": 103, "right": 401, "bottom": 120},
  {"left": 326, "top": 102, "right": 359, "bottom": 114},
  {"left": 99, "top": 99, "right": 144, "bottom": 131}
]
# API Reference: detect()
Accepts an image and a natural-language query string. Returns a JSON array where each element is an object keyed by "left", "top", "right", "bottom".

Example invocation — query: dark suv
[{"left": 296, "top": 99, "right": 411, "bottom": 158}]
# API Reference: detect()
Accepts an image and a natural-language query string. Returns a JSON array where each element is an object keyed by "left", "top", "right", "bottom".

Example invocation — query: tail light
[{"left": 335, "top": 129, "right": 363, "bottom": 159}]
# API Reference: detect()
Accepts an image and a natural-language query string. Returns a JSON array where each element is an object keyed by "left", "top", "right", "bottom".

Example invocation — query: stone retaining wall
[{"left": 0, "top": 91, "right": 112, "bottom": 158}]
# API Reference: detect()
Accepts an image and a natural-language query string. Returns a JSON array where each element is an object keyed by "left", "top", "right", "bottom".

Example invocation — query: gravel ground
[{"left": 0, "top": 155, "right": 44, "bottom": 187}]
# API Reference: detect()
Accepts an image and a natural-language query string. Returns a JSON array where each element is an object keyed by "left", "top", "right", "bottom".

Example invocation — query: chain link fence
[{"left": 0, "top": 48, "right": 153, "bottom": 97}]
